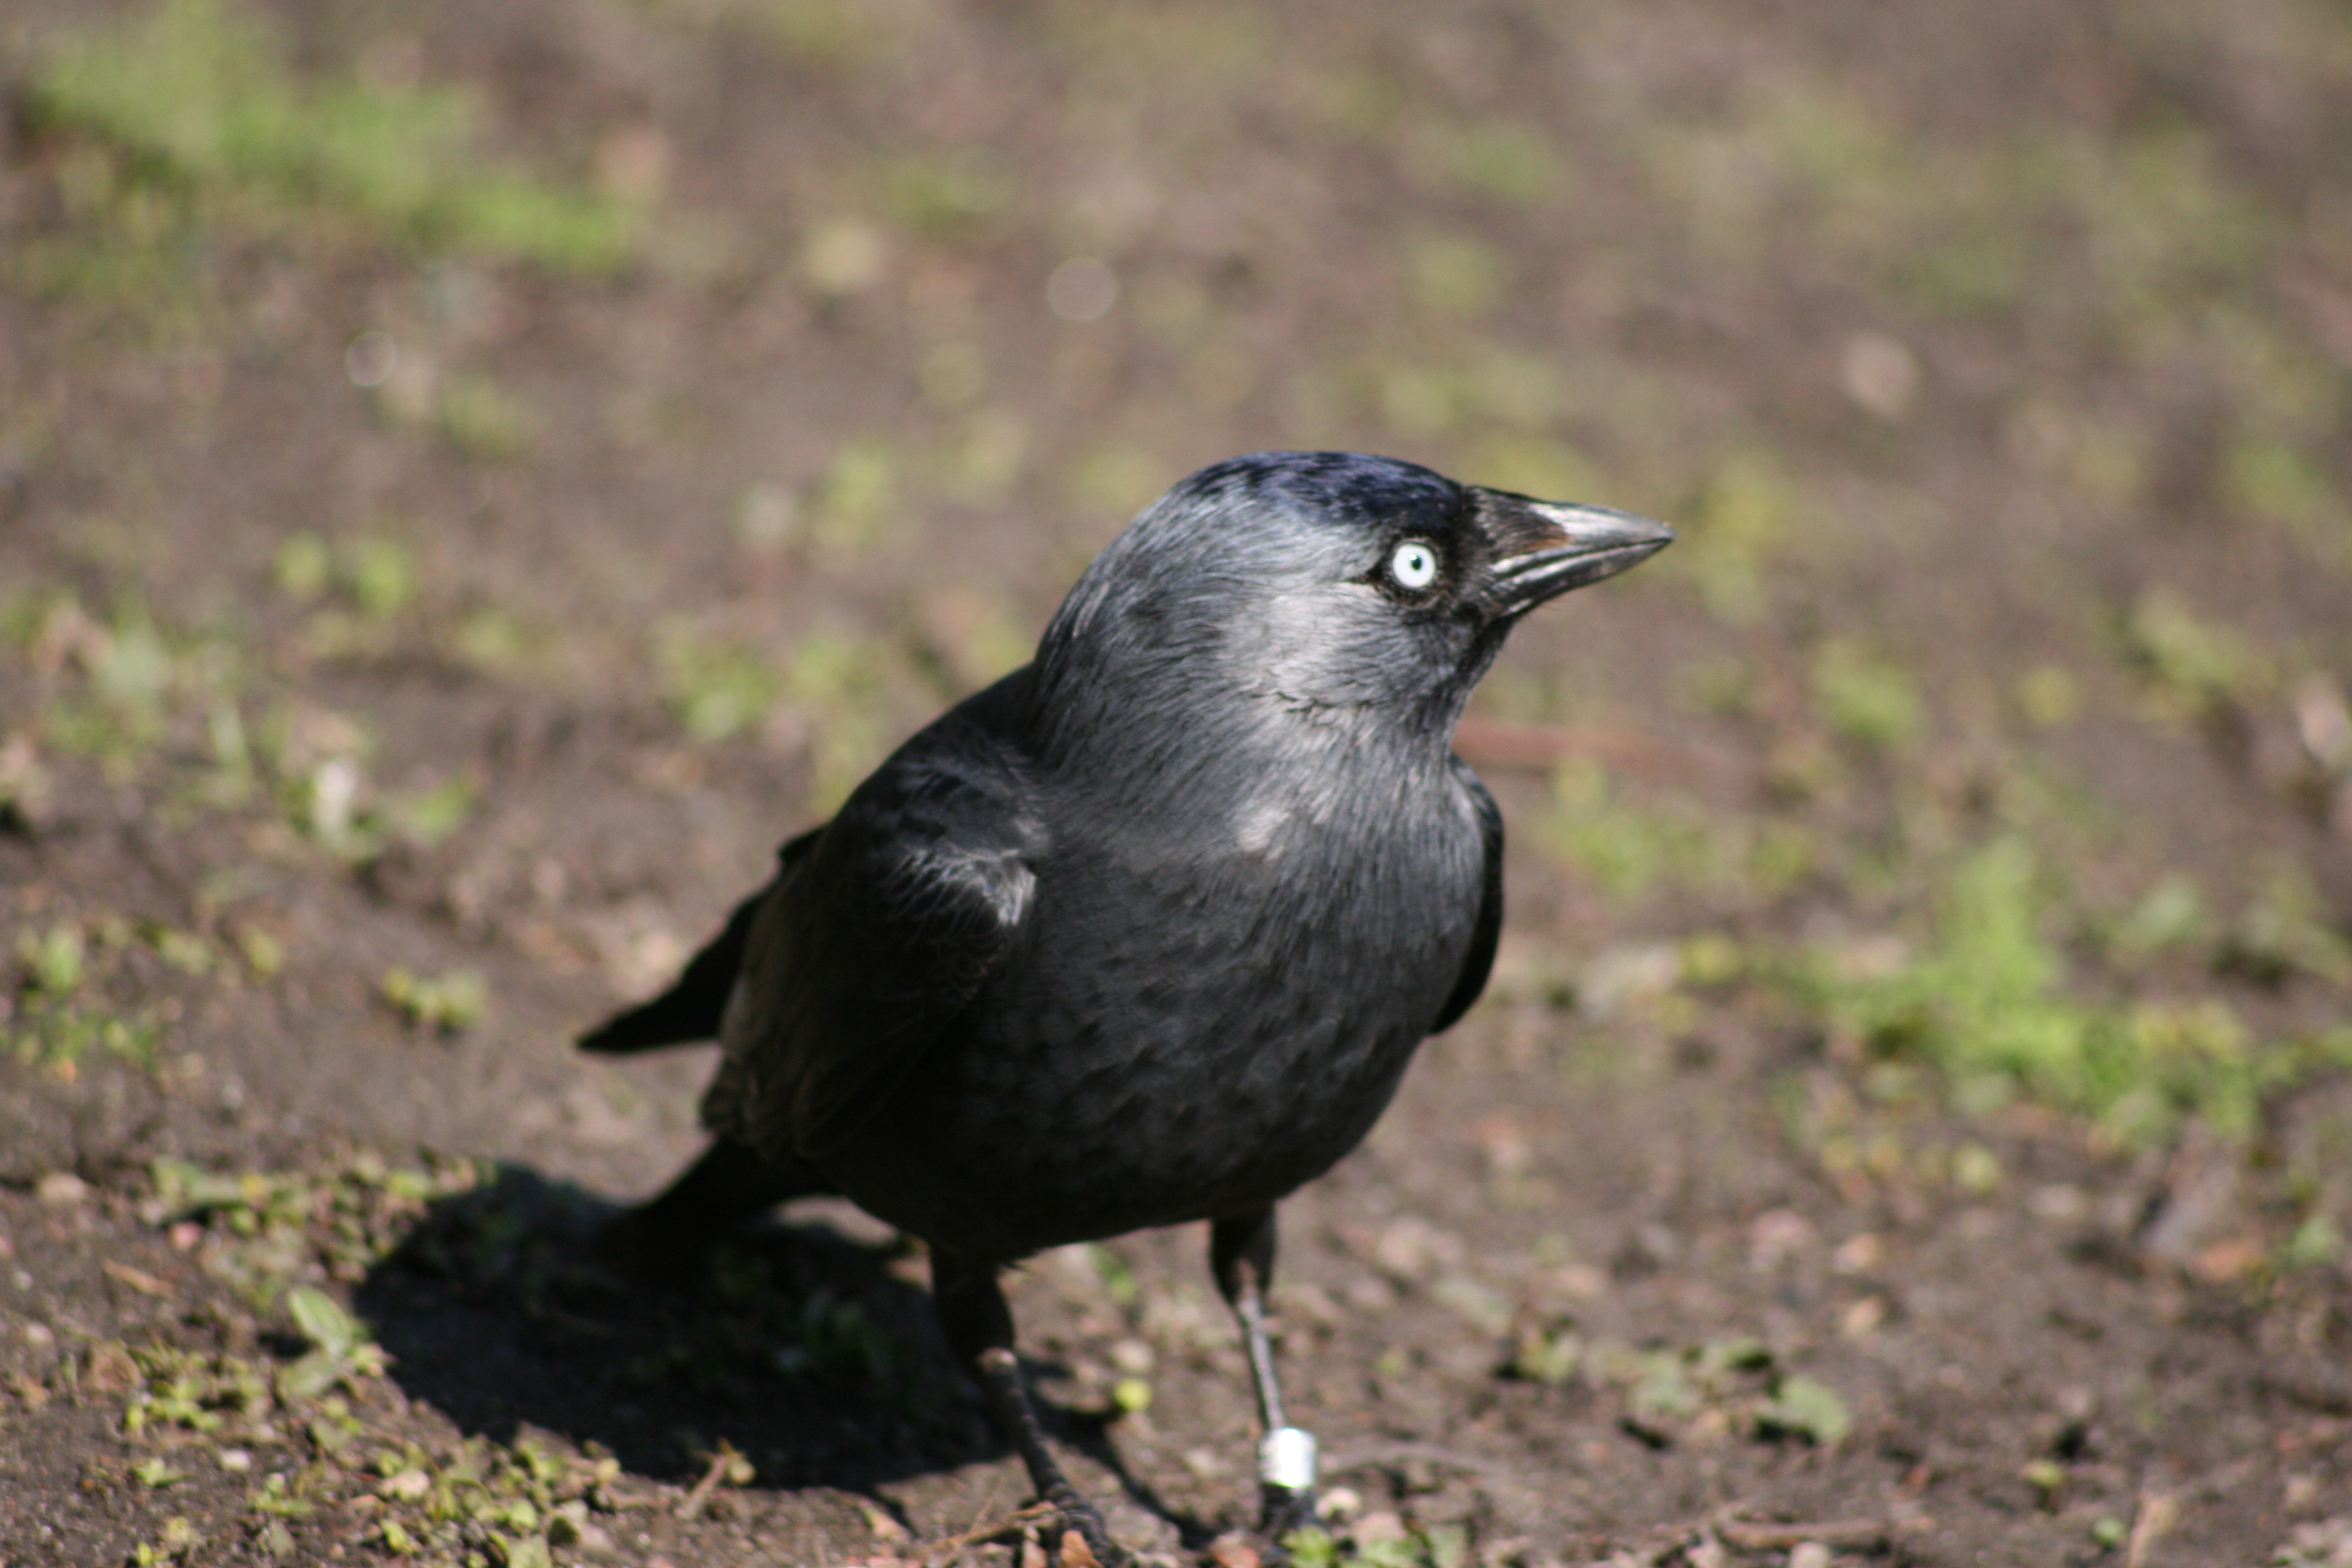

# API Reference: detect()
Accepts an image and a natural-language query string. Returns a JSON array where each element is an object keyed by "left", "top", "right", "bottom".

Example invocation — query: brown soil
[{"left": 2, "top": 1, "right": 2349, "bottom": 1565}]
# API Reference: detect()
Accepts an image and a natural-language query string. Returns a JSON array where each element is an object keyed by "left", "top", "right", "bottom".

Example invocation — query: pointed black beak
[{"left": 1472, "top": 488, "right": 1675, "bottom": 618}]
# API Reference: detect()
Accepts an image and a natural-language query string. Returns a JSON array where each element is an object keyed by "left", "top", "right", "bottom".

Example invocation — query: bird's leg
[
  {"left": 932, "top": 1248, "right": 1128, "bottom": 1567},
  {"left": 1211, "top": 1209, "right": 1318, "bottom": 1541}
]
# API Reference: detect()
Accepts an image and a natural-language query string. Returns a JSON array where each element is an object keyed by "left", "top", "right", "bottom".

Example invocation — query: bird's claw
[
  {"left": 1253, "top": 1423, "right": 1321, "bottom": 1547},
  {"left": 1256, "top": 1483, "right": 1320, "bottom": 1550},
  {"left": 1044, "top": 1486, "right": 1132, "bottom": 1567}
]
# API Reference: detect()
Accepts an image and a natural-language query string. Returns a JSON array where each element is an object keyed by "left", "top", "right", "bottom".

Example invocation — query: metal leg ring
[{"left": 1258, "top": 1426, "right": 1318, "bottom": 1493}]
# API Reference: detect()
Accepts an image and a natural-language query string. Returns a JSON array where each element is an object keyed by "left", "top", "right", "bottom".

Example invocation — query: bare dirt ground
[{"left": 3, "top": 1, "right": 2351, "bottom": 1564}]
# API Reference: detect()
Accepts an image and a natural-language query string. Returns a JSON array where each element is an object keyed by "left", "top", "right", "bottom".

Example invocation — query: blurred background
[{"left": 2, "top": 1, "right": 2350, "bottom": 1564}]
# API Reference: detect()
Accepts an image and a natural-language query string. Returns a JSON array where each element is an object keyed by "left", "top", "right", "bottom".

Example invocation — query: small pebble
[
  {"left": 35, "top": 1172, "right": 88, "bottom": 1205},
  {"left": 1831, "top": 1233, "right": 1883, "bottom": 1273},
  {"left": 1207, "top": 1533, "right": 1261, "bottom": 1568},
  {"left": 1749, "top": 1208, "right": 1816, "bottom": 1271},
  {"left": 1840, "top": 1296, "right": 1887, "bottom": 1339}
]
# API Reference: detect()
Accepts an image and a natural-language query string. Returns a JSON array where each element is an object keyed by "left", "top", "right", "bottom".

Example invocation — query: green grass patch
[
  {"left": 13, "top": 590, "right": 189, "bottom": 775},
  {"left": 654, "top": 626, "right": 897, "bottom": 809},
  {"left": 1539, "top": 760, "right": 1820, "bottom": 904},
  {"left": 881, "top": 146, "right": 1016, "bottom": 237},
  {"left": 2224, "top": 432, "right": 2352, "bottom": 572},
  {"left": 1284, "top": 1519, "right": 1471, "bottom": 1568},
  {"left": 1793, "top": 838, "right": 2352, "bottom": 1146},
  {"left": 379, "top": 966, "right": 488, "bottom": 1034},
  {"left": 30, "top": 0, "right": 636, "bottom": 274},
  {"left": 1659, "top": 448, "right": 1797, "bottom": 626},
  {"left": 656, "top": 630, "right": 782, "bottom": 744},
  {"left": 1809, "top": 638, "right": 1926, "bottom": 754},
  {"left": 7, "top": 920, "right": 165, "bottom": 1078},
  {"left": 803, "top": 437, "right": 900, "bottom": 561},
  {"left": 1403, "top": 116, "right": 1563, "bottom": 209},
  {"left": 2116, "top": 587, "right": 2273, "bottom": 724},
  {"left": 1402, "top": 231, "right": 1505, "bottom": 318},
  {"left": 275, "top": 532, "right": 421, "bottom": 619},
  {"left": 145, "top": 1147, "right": 483, "bottom": 1292}
]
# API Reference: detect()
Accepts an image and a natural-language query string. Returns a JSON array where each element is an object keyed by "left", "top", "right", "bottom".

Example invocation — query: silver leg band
[{"left": 1259, "top": 1426, "right": 1318, "bottom": 1492}]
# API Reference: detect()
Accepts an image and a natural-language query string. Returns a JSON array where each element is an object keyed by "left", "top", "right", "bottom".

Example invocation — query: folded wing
[{"left": 702, "top": 725, "right": 1039, "bottom": 1162}]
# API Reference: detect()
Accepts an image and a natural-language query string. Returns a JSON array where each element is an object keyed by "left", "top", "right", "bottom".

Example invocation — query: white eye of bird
[{"left": 1387, "top": 538, "right": 1440, "bottom": 592}]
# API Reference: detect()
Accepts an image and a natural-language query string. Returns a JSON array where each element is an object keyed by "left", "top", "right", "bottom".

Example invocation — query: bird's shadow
[{"left": 353, "top": 1165, "right": 1197, "bottom": 1537}]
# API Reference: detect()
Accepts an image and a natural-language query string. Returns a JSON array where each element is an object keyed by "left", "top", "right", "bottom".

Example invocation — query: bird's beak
[{"left": 1472, "top": 488, "right": 1675, "bottom": 618}]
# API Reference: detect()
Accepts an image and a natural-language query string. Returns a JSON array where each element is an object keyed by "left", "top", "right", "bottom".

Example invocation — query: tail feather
[
  {"left": 578, "top": 825, "right": 823, "bottom": 1054},
  {"left": 577, "top": 888, "right": 762, "bottom": 1053}
]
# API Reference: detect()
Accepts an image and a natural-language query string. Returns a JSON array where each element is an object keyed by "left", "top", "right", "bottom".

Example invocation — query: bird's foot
[
  {"left": 1253, "top": 1423, "right": 1321, "bottom": 1547},
  {"left": 1039, "top": 1485, "right": 1131, "bottom": 1567},
  {"left": 1255, "top": 1483, "right": 1321, "bottom": 1551}
]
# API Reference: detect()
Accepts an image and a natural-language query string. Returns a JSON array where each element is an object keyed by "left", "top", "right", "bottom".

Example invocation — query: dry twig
[{"left": 917, "top": 1501, "right": 1057, "bottom": 1563}]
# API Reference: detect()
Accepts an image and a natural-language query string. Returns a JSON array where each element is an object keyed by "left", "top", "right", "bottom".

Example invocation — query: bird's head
[{"left": 1034, "top": 451, "right": 1672, "bottom": 749}]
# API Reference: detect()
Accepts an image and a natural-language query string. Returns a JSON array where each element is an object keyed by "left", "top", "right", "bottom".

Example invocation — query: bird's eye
[{"left": 1387, "top": 538, "right": 1441, "bottom": 592}]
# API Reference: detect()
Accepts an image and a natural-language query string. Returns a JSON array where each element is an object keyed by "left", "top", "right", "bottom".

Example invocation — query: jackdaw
[{"left": 581, "top": 450, "right": 1671, "bottom": 1560}]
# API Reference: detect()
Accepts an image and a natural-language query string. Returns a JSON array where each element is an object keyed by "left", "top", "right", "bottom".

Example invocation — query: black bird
[{"left": 581, "top": 451, "right": 1670, "bottom": 1559}]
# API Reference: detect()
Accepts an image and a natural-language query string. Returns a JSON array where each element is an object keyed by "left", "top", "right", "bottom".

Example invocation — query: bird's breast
[{"left": 820, "top": 779, "right": 1487, "bottom": 1257}]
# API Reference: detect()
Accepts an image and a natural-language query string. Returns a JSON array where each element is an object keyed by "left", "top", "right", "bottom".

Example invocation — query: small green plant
[
  {"left": 146, "top": 1149, "right": 482, "bottom": 1295},
  {"left": 275, "top": 532, "right": 422, "bottom": 619},
  {"left": 783, "top": 631, "right": 893, "bottom": 811},
  {"left": 1402, "top": 232, "right": 1504, "bottom": 318},
  {"left": 1404, "top": 116, "right": 1563, "bottom": 209},
  {"left": 130, "top": 1458, "right": 185, "bottom": 1488},
  {"left": 805, "top": 437, "right": 898, "bottom": 561},
  {"left": 1795, "top": 838, "right": 2352, "bottom": 1145},
  {"left": 656, "top": 630, "right": 781, "bottom": 743},
  {"left": 128, "top": 1517, "right": 200, "bottom": 1565},
  {"left": 1281, "top": 1518, "right": 1472, "bottom": 1568},
  {"left": 18, "top": 923, "right": 86, "bottom": 996},
  {"left": 342, "top": 537, "right": 419, "bottom": 619},
  {"left": 278, "top": 1285, "right": 387, "bottom": 1399},
  {"left": 1756, "top": 1372, "right": 1852, "bottom": 1445},
  {"left": 1538, "top": 760, "right": 1814, "bottom": 903},
  {"left": 1662, "top": 449, "right": 1795, "bottom": 625},
  {"left": 2216, "top": 863, "right": 2352, "bottom": 989},
  {"left": 881, "top": 146, "right": 1016, "bottom": 235},
  {"left": 31, "top": 0, "right": 638, "bottom": 273},
  {"left": 119, "top": 1342, "right": 273, "bottom": 1436},
  {"left": 434, "top": 376, "right": 536, "bottom": 462},
  {"left": 2117, "top": 588, "right": 2270, "bottom": 722},
  {"left": 381, "top": 776, "right": 477, "bottom": 849},
  {"left": 1810, "top": 638, "right": 1926, "bottom": 753},
  {"left": 8, "top": 921, "right": 165, "bottom": 1077},
  {"left": 1508, "top": 1319, "right": 1583, "bottom": 1385},
  {"left": 2226, "top": 434, "right": 2345, "bottom": 543},
  {"left": 30, "top": 593, "right": 175, "bottom": 770},
  {"left": 1541, "top": 760, "right": 1713, "bottom": 900},
  {"left": 379, "top": 967, "right": 487, "bottom": 1034}
]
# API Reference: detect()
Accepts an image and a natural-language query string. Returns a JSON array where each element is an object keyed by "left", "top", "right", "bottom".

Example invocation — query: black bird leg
[
  {"left": 1212, "top": 1209, "right": 1318, "bottom": 1540},
  {"left": 932, "top": 1249, "right": 1129, "bottom": 1567}
]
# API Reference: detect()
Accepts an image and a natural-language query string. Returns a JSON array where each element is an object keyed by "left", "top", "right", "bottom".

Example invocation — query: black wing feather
[
  {"left": 1430, "top": 755, "right": 1503, "bottom": 1034},
  {"left": 702, "top": 714, "right": 1037, "bottom": 1163}
]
